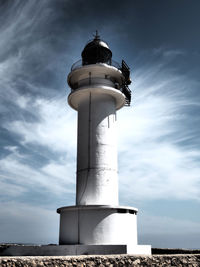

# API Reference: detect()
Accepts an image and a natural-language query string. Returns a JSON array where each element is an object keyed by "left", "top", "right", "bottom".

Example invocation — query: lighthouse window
[
  {"left": 73, "top": 82, "right": 78, "bottom": 89},
  {"left": 115, "top": 83, "right": 119, "bottom": 89}
]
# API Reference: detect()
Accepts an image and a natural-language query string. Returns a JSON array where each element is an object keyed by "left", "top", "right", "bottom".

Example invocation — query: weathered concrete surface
[
  {"left": 0, "top": 244, "right": 127, "bottom": 256},
  {"left": 0, "top": 243, "right": 152, "bottom": 256},
  {"left": 57, "top": 205, "right": 147, "bottom": 253},
  {"left": 0, "top": 254, "right": 200, "bottom": 266}
]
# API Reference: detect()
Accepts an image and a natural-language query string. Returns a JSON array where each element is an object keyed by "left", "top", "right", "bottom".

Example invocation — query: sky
[{"left": 0, "top": 0, "right": 200, "bottom": 249}]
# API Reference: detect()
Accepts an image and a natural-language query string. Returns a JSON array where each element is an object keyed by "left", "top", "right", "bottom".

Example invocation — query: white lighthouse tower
[{"left": 57, "top": 33, "right": 151, "bottom": 255}]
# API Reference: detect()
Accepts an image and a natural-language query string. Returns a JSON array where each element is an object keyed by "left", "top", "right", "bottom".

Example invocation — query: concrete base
[
  {"left": 57, "top": 205, "right": 151, "bottom": 255},
  {"left": 57, "top": 205, "right": 138, "bottom": 246},
  {"left": 0, "top": 244, "right": 151, "bottom": 256}
]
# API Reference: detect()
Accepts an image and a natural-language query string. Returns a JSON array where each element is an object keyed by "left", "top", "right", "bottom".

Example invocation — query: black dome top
[{"left": 81, "top": 34, "right": 112, "bottom": 65}]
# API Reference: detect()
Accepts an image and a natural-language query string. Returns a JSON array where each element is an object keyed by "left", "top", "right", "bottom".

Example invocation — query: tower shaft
[{"left": 76, "top": 92, "right": 118, "bottom": 205}]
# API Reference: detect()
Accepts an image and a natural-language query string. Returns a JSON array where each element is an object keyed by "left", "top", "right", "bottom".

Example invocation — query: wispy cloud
[
  {"left": 1, "top": 98, "right": 77, "bottom": 201},
  {"left": 0, "top": 144, "right": 75, "bottom": 199},
  {"left": 4, "top": 98, "right": 77, "bottom": 153},
  {"left": 118, "top": 53, "right": 200, "bottom": 203}
]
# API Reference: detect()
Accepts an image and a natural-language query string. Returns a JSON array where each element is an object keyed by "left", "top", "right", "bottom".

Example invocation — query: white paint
[
  {"left": 68, "top": 64, "right": 125, "bottom": 205},
  {"left": 58, "top": 206, "right": 137, "bottom": 246},
  {"left": 76, "top": 93, "right": 118, "bottom": 205},
  {"left": 57, "top": 62, "right": 151, "bottom": 255},
  {"left": 58, "top": 205, "right": 151, "bottom": 255},
  {"left": 68, "top": 86, "right": 125, "bottom": 111},
  {"left": 67, "top": 64, "right": 124, "bottom": 89}
]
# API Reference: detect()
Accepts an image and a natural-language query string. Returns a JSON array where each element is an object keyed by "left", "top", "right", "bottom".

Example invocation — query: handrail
[
  {"left": 69, "top": 59, "right": 132, "bottom": 106},
  {"left": 71, "top": 59, "right": 121, "bottom": 71}
]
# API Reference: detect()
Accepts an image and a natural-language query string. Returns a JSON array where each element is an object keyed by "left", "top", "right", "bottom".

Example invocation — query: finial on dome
[{"left": 93, "top": 30, "right": 100, "bottom": 40}]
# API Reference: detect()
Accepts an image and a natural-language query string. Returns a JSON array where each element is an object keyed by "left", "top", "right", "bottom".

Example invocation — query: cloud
[
  {"left": 118, "top": 54, "right": 200, "bottom": 203},
  {"left": 0, "top": 145, "right": 75, "bottom": 200},
  {"left": 4, "top": 97, "right": 77, "bottom": 153},
  {"left": 0, "top": 93, "right": 78, "bottom": 205},
  {"left": 0, "top": 179, "right": 26, "bottom": 197},
  {"left": 0, "top": 0, "right": 80, "bottom": 208}
]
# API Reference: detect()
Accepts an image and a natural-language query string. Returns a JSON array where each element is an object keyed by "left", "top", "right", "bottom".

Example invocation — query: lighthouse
[{"left": 57, "top": 33, "right": 151, "bottom": 255}]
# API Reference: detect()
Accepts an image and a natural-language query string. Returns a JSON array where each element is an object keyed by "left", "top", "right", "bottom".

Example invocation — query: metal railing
[
  {"left": 71, "top": 59, "right": 121, "bottom": 71},
  {"left": 122, "top": 84, "right": 131, "bottom": 106},
  {"left": 70, "top": 59, "right": 132, "bottom": 106}
]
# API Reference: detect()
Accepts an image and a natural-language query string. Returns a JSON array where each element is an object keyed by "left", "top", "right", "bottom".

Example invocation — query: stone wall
[{"left": 1, "top": 254, "right": 200, "bottom": 266}]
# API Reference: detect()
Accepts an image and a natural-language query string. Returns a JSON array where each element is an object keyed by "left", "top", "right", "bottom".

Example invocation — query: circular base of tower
[{"left": 57, "top": 205, "right": 139, "bottom": 249}]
